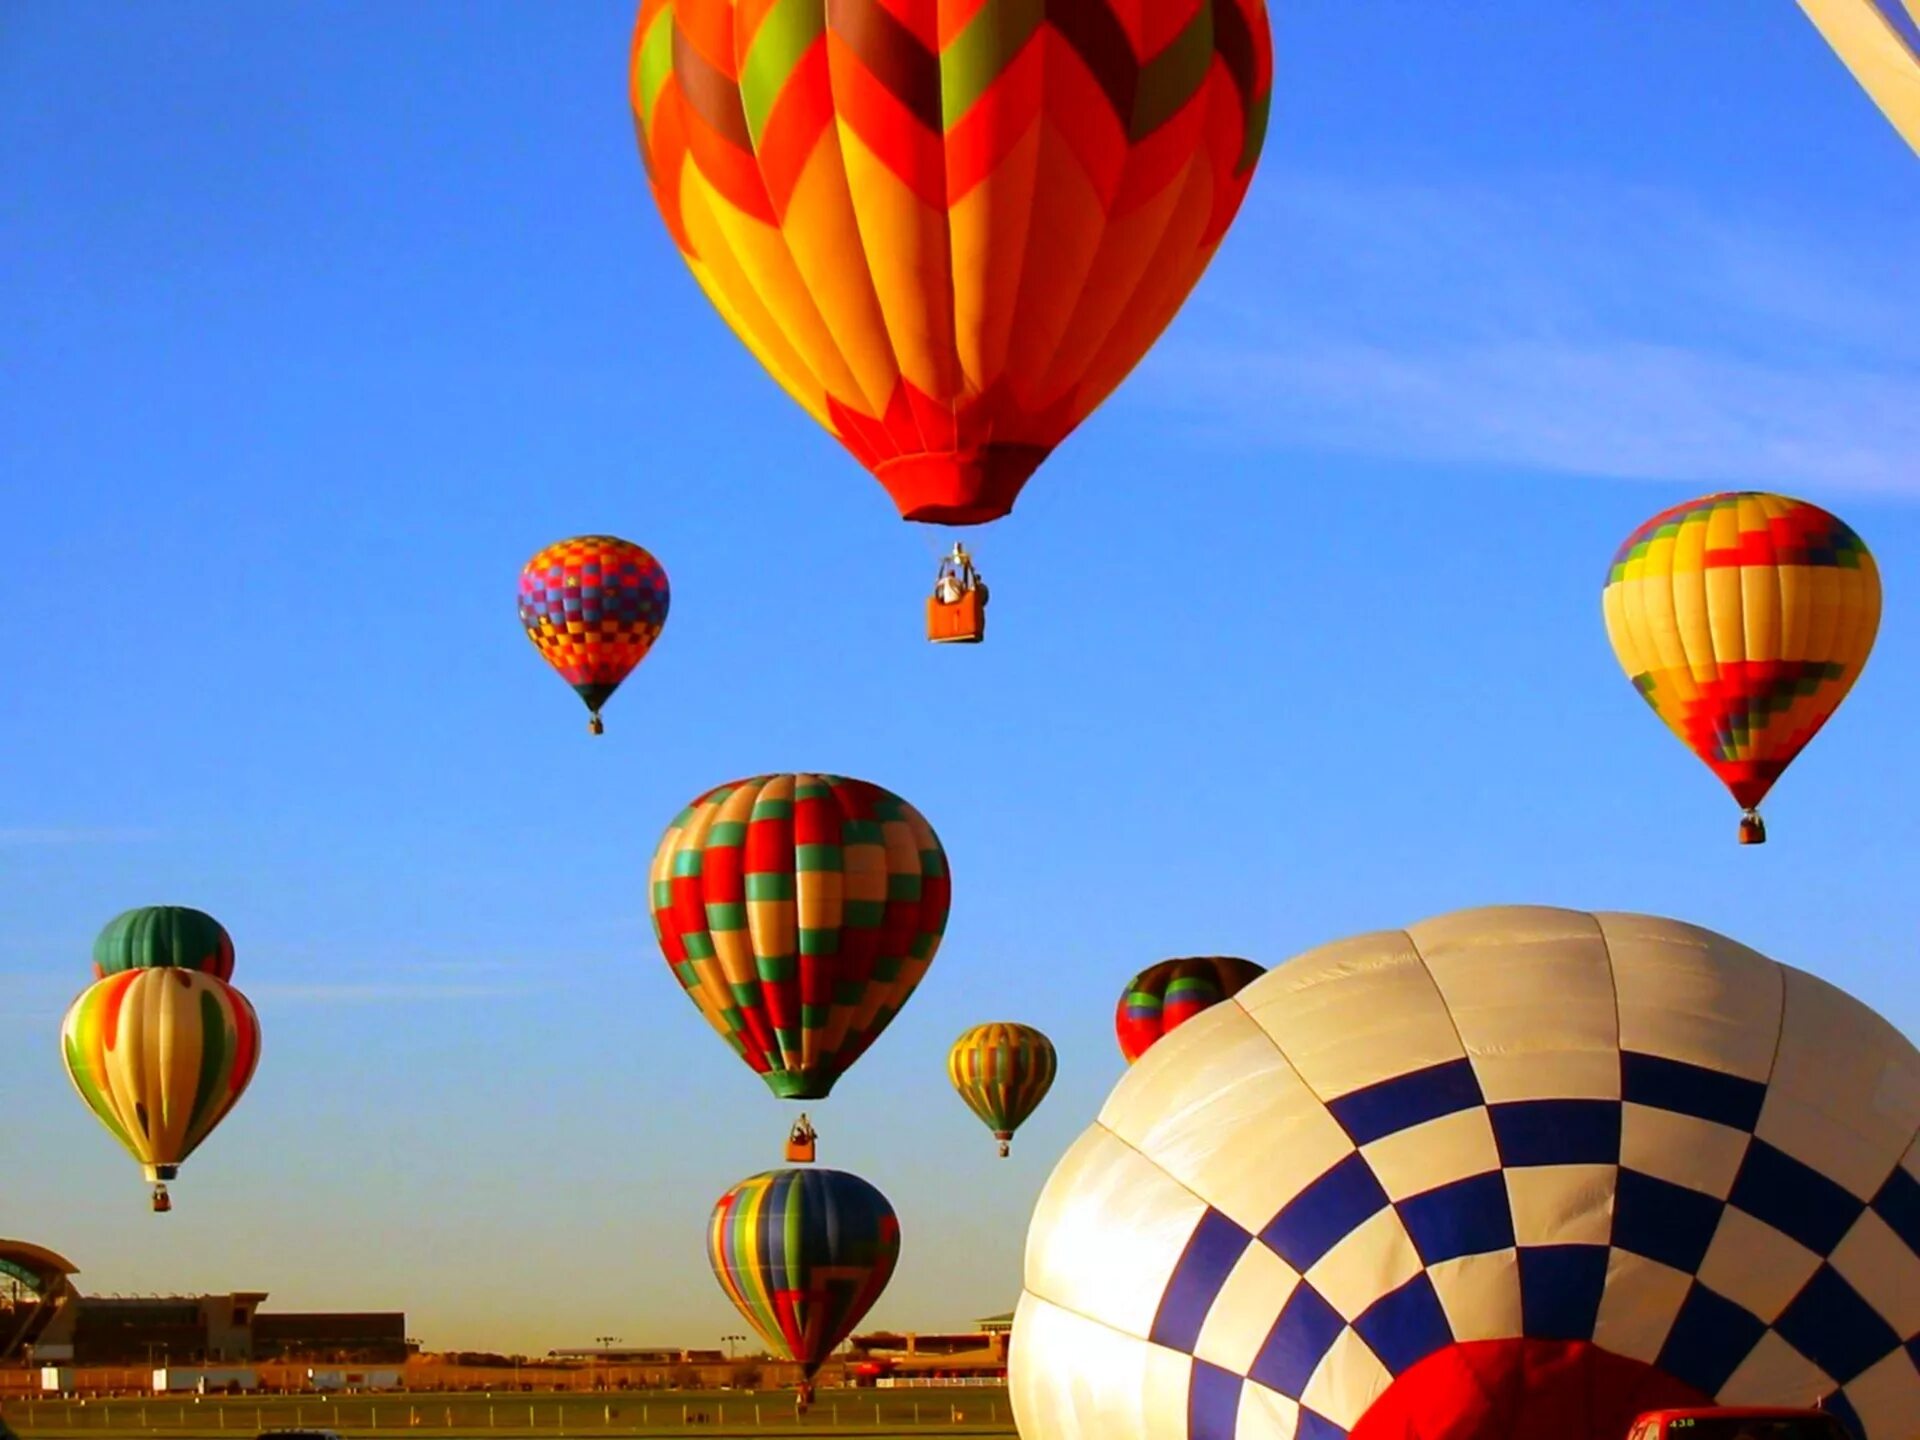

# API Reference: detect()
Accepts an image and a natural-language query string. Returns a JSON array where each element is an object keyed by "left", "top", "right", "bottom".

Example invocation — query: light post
[
  {"left": 594, "top": 1337, "right": 621, "bottom": 1391},
  {"left": 721, "top": 1335, "right": 746, "bottom": 1359}
]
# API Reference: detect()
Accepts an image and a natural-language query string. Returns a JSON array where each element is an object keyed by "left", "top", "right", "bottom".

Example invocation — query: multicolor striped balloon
[
  {"left": 948, "top": 1021, "right": 1057, "bottom": 1157},
  {"left": 92, "top": 906, "right": 236, "bottom": 982},
  {"left": 708, "top": 1167, "right": 901, "bottom": 1398},
  {"left": 518, "top": 536, "right": 670, "bottom": 734},
  {"left": 1798, "top": 0, "right": 1920, "bottom": 154},
  {"left": 1602, "top": 492, "right": 1880, "bottom": 844},
  {"left": 628, "top": 0, "right": 1273, "bottom": 526},
  {"left": 650, "top": 774, "right": 950, "bottom": 1101},
  {"left": 1116, "top": 955, "right": 1264, "bottom": 1063},
  {"left": 60, "top": 969, "right": 261, "bottom": 1196}
]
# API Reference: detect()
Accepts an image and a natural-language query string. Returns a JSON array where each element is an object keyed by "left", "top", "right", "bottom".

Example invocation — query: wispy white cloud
[{"left": 1142, "top": 173, "right": 1920, "bottom": 495}]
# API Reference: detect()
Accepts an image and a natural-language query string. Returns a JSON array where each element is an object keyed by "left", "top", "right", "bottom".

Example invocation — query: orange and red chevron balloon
[
  {"left": 1602, "top": 492, "right": 1881, "bottom": 844},
  {"left": 518, "top": 536, "right": 670, "bottom": 735},
  {"left": 628, "top": 0, "right": 1272, "bottom": 525}
]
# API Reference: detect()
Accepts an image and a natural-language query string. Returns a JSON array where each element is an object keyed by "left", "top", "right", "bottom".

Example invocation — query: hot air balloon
[
  {"left": 60, "top": 968, "right": 261, "bottom": 1213},
  {"left": 948, "top": 1022, "right": 1057, "bottom": 1157},
  {"left": 708, "top": 1168, "right": 901, "bottom": 1408},
  {"left": 1798, "top": 0, "right": 1920, "bottom": 153},
  {"left": 627, "top": 0, "right": 1273, "bottom": 620},
  {"left": 1116, "top": 955, "right": 1263, "bottom": 1063},
  {"left": 1012, "top": 906, "right": 1920, "bottom": 1440},
  {"left": 519, "top": 536, "right": 670, "bottom": 734},
  {"left": 91, "top": 905, "right": 235, "bottom": 982},
  {"left": 650, "top": 775, "right": 949, "bottom": 1126},
  {"left": 1602, "top": 492, "right": 1880, "bottom": 844}
]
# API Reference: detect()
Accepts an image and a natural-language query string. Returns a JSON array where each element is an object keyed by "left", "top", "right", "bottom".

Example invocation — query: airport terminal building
[{"left": 1, "top": 1240, "right": 407, "bottom": 1366}]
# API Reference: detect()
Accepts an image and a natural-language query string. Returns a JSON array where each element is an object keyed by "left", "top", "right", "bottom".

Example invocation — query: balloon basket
[
  {"left": 151, "top": 1184, "right": 172, "bottom": 1214},
  {"left": 785, "top": 1114, "right": 817, "bottom": 1164},
  {"left": 927, "top": 590, "right": 985, "bottom": 644},
  {"left": 995, "top": 1132, "right": 1012, "bottom": 1159},
  {"left": 1738, "top": 811, "right": 1766, "bottom": 845},
  {"left": 588, "top": 713, "right": 605, "bottom": 736}
]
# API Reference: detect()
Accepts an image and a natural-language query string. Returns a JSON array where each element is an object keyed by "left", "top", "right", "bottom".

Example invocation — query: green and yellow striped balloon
[
  {"left": 60, "top": 968, "right": 261, "bottom": 1206},
  {"left": 947, "top": 1021, "right": 1056, "bottom": 1157}
]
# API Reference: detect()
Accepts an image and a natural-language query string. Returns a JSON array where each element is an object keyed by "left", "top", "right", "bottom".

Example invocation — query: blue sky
[{"left": 1, "top": 2, "right": 1914, "bottom": 1354}]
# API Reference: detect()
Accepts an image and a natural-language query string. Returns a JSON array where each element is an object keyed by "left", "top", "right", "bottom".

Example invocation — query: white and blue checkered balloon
[{"left": 1011, "top": 907, "right": 1919, "bottom": 1440}]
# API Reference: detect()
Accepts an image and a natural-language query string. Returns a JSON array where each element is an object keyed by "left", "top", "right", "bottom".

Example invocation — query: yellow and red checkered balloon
[{"left": 1602, "top": 492, "right": 1880, "bottom": 843}]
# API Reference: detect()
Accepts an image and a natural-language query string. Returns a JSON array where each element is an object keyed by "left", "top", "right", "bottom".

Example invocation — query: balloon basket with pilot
[
  {"left": 927, "top": 544, "right": 987, "bottom": 644},
  {"left": 783, "top": 1114, "right": 817, "bottom": 1164}
]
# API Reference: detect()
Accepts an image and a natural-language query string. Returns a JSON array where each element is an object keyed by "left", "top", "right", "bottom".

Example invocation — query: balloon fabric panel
[
  {"left": 518, "top": 537, "right": 670, "bottom": 717},
  {"left": 949, "top": 1021, "right": 1057, "bottom": 1149},
  {"left": 91, "top": 906, "right": 236, "bottom": 982},
  {"left": 629, "top": 0, "right": 1273, "bottom": 525},
  {"left": 707, "top": 1167, "right": 901, "bottom": 1375},
  {"left": 1603, "top": 492, "right": 1879, "bottom": 813},
  {"left": 60, "top": 969, "right": 261, "bottom": 1181},
  {"left": 650, "top": 774, "right": 950, "bottom": 1100},
  {"left": 1798, "top": 0, "right": 1920, "bottom": 152}
]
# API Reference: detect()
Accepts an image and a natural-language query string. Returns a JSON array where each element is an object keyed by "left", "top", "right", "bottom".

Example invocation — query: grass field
[{"left": 5, "top": 1387, "right": 1016, "bottom": 1439}]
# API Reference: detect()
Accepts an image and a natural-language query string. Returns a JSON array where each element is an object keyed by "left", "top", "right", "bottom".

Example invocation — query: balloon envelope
[
  {"left": 628, "top": 0, "right": 1273, "bottom": 526},
  {"left": 1116, "top": 955, "right": 1264, "bottom": 1063},
  {"left": 92, "top": 906, "right": 235, "bottom": 982},
  {"left": 1602, "top": 492, "right": 1879, "bottom": 834},
  {"left": 650, "top": 774, "right": 950, "bottom": 1100},
  {"left": 1013, "top": 906, "right": 1920, "bottom": 1440},
  {"left": 1798, "top": 0, "right": 1920, "bottom": 152},
  {"left": 949, "top": 1021, "right": 1057, "bottom": 1154},
  {"left": 60, "top": 969, "right": 261, "bottom": 1184},
  {"left": 708, "top": 1167, "right": 901, "bottom": 1378},
  {"left": 518, "top": 536, "right": 669, "bottom": 728}
]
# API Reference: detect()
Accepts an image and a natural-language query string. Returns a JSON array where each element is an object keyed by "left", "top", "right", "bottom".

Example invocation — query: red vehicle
[{"left": 1630, "top": 1408, "right": 1854, "bottom": 1440}]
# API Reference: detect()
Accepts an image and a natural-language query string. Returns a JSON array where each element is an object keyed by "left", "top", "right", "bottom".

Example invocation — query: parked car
[{"left": 1630, "top": 1408, "right": 1854, "bottom": 1440}]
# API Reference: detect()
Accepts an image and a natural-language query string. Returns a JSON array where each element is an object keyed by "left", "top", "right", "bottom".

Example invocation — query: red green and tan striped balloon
[
  {"left": 60, "top": 969, "right": 261, "bottom": 1186},
  {"left": 1115, "top": 954, "right": 1263, "bottom": 1063},
  {"left": 629, "top": 0, "right": 1273, "bottom": 526},
  {"left": 650, "top": 774, "right": 950, "bottom": 1101},
  {"left": 947, "top": 1021, "right": 1056, "bottom": 1156}
]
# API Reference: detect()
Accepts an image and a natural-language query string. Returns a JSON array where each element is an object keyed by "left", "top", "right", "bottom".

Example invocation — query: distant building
[
  {"left": 0, "top": 1239, "right": 405, "bottom": 1367},
  {"left": 845, "top": 1314, "right": 1013, "bottom": 1384},
  {"left": 254, "top": 1312, "right": 408, "bottom": 1363},
  {"left": 545, "top": 1348, "right": 725, "bottom": 1365},
  {"left": 0, "top": 1241, "right": 80, "bottom": 1362}
]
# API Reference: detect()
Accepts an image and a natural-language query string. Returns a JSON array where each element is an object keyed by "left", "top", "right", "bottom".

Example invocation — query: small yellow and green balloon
[
  {"left": 60, "top": 906, "right": 261, "bottom": 1213},
  {"left": 948, "top": 1022, "right": 1056, "bottom": 1157}
]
